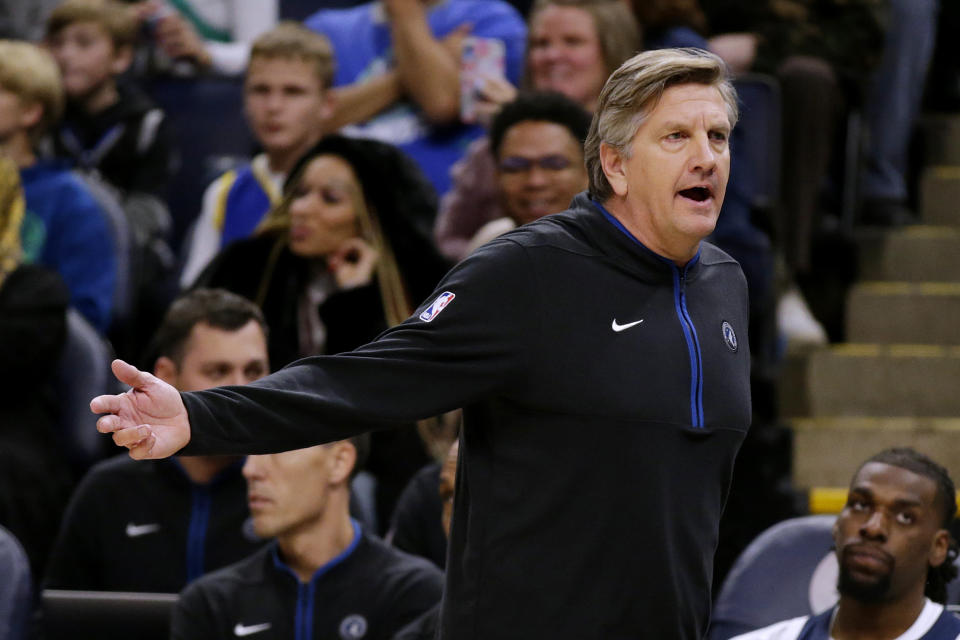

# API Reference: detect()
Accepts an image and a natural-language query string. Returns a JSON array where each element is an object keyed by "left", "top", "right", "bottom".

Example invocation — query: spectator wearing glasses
[{"left": 465, "top": 91, "right": 590, "bottom": 253}]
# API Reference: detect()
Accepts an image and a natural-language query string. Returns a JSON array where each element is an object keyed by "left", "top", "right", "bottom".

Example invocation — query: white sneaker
[{"left": 777, "top": 288, "right": 828, "bottom": 348}]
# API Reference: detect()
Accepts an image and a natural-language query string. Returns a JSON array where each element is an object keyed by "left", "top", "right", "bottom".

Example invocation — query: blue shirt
[
  {"left": 20, "top": 161, "right": 116, "bottom": 332},
  {"left": 306, "top": 0, "right": 527, "bottom": 196}
]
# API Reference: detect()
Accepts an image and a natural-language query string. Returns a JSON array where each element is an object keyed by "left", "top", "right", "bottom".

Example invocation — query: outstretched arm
[
  {"left": 91, "top": 359, "right": 191, "bottom": 459},
  {"left": 94, "top": 240, "right": 537, "bottom": 459}
]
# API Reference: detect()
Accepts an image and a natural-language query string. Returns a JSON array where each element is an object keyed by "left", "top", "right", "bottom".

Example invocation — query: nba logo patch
[
  {"left": 420, "top": 291, "right": 456, "bottom": 322},
  {"left": 721, "top": 320, "right": 738, "bottom": 352}
]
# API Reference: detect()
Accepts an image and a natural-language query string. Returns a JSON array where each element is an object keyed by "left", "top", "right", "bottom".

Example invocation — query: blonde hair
[
  {"left": 0, "top": 155, "right": 25, "bottom": 287},
  {"left": 47, "top": 0, "right": 139, "bottom": 48},
  {"left": 528, "top": 0, "right": 642, "bottom": 80},
  {"left": 249, "top": 21, "right": 336, "bottom": 90},
  {"left": 584, "top": 48, "right": 739, "bottom": 201},
  {"left": 255, "top": 155, "right": 411, "bottom": 327},
  {"left": 0, "top": 40, "right": 65, "bottom": 141}
]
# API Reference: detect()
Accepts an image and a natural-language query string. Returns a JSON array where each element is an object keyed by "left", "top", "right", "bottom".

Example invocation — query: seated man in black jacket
[
  {"left": 172, "top": 436, "right": 443, "bottom": 639},
  {"left": 45, "top": 289, "right": 269, "bottom": 592}
]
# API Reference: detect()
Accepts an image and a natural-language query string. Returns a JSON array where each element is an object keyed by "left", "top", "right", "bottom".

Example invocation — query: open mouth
[{"left": 678, "top": 186, "right": 712, "bottom": 202}]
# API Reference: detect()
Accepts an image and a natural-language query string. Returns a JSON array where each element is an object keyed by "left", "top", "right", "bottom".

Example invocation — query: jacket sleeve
[
  {"left": 318, "top": 281, "right": 387, "bottom": 355},
  {"left": 180, "top": 238, "right": 540, "bottom": 456}
]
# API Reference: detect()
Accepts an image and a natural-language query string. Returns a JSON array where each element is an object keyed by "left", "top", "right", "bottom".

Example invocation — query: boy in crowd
[
  {"left": 45, "top": 289, "right": 270, "bottom": 592},
  {"left": 172, "top": 437, "right": 442, "bottom": 639},
  {"left": 179, "top": 22, "right": 334, "bottom": 287},
  {"left": 46, "top": 0, "right": 176, "bottom": 240},
  {"left": 0, "top": 39, "right": 115, "bottom": 332}
]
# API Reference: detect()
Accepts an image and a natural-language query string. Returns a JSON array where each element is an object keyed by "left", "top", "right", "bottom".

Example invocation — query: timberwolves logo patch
[
  {"left": 419, "top": 291, "right": 455, "bottom": 322},
  {"left": 339, "top": 614, "right": 368, "bottom": 639},
  {"left": 721, "top": 321, "right": 738, "bottom": 352},
  {"left": 241, "top": 517, "right": 261, "bottom": 543}
]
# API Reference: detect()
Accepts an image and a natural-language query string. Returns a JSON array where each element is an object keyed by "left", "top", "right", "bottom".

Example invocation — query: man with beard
[{"left": 733, "top": 448, "right": 960, "bottom": 640}]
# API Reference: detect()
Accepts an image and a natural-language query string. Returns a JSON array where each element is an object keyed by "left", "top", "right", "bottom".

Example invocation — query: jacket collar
[{"left": 565, "top": 193, "right": 703, "bottom": 283}]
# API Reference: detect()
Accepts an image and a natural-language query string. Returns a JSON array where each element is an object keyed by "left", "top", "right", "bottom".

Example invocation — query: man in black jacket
[
  {"left": 47, "top": 289, "right": 269, "bottom": 592},
  {"left": 94, "top": 48, "right": 751, "bottom": 639},
  {"left": 172, "top": 436, "right": 442, "bottom": 640}
]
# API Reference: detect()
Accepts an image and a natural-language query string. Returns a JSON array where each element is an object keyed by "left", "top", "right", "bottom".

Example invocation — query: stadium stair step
[
  {"left": 845, "top": 282, "right": 960, "bottom": 344},
  {"left": 857, "top": 225, "right": 960, "bottom": 282},
  {"left": 920, "top": 166, "right": 960, "bottom": 227},
  {"left": 782, "top": 344, "right": 960, "bottom": 418},
  {"left": 791, "top": 417, "right": 960, "bottom": 487},
  {"left": 921, "top": 114, "right": 960, "bottom": 166},
  {"left": 783, "top": 112, "right": 960, "bottom": 493}
]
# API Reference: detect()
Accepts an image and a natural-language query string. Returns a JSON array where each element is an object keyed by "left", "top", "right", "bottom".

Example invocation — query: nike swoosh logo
[
  {"left": 234, "top": 623, "right": 272, "bottom": 637},
  {"left": 125, "top": 523, "right": 160, "bottom": 538},
  {"left": 611, "top": 318, "right": 644, "bottom": 332}
]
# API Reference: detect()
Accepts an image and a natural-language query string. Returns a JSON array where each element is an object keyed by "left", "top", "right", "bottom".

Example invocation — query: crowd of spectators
[{"left": 0, "top": 0, "right": 956, "bottom": 637}]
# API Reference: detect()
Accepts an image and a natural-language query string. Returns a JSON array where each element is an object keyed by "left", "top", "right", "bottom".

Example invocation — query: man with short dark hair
[
  {"left": 46, "top": 289, "right": 269, "bottom": 591},
  {"left": 172, "top": 436, "right": 442, "bottom": 640},
  {"left": 464, "top": 91, "right": 590, "bottom": 252},
  {"left": 733, "top": 448, "right": 960, "bottom": 640},
  {"left": 95, "top": 48, "right": 751, "bottom": 638}
]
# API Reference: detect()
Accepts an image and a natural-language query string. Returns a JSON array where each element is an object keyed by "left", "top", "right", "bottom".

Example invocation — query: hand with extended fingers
[{"left": 91, "top": 359, "right": 192, "bottom": 460}]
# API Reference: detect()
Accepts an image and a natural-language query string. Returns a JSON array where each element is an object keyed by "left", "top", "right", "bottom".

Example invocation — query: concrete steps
[
  {"left": 782, "top": 345, "right": 960, "bottom": 418},
  {"left": 921, "top": 114, "right": 960, "bottom": 165},
  {"left": 791, "top": 417, "right": 960, "bottom": 486},
  {"left": 785, "top": 113, "right": 960, "bottom": 490},
  {"left": 846, "top": 282, "right": 960, "bottom": 344},
  {"left": 920, "top": 166, "right": 960, "bottom": 226},
  {"left": 857, "top": 226, "right": 960, "bottom": 281}
]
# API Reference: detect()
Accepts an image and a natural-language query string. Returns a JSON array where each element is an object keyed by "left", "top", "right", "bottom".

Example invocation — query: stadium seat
[
  {"left": 73, "top": 172, "right": 134, "bottom": 331},
  {"left": 54, "top": 308, "right": 115, "bottom": 469},
  {"left": 709, "top": 516, "right": 838, "bottom": 640},
  {"left": 0, "top": 525, "right": 32, "bottom": 640},
  {"left": 731, "top": 73, "right": 781, "bottom": 218},
  {"left": 42, "top": 590, "right": 176, "bottom": 640}
]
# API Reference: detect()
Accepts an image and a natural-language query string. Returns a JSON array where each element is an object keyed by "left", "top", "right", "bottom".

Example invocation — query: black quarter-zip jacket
[
  {"left": 181, "top": 193, "right": 752, "bottom": 639},
  {"left": 172, "top": 526, "right": 443, "bottom": 640},
  {"left": 44, "top": 456, "right": 264, "bottom": 592}
]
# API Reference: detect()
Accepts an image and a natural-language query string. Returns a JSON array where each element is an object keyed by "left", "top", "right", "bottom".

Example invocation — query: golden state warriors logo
[{"left": 721, "top": 321, "right": 738, "bottom": 352}]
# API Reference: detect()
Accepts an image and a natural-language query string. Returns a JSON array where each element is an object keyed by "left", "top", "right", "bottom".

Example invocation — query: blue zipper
[
  {"left": 272, "top": 521, "right": 363, "bottom": 640},
  {"left": 186, "top": 486, "right": 212, "bottom": 582},
  {"left": 673, "top": 264, "right": 705, "bottom": 428},
  {"left": 295, "top": 582, "right": 309, "bottom": 640},
  {"left": 593, "top": 199, "right": 706, "bottom": 428}
]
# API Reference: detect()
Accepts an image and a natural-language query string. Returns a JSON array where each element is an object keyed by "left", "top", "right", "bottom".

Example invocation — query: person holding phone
[
  {"left": 192, "top": 135, "right": 450, "bottom": 527},
  {"left": 303, "top": 0, "right": 527, "bottom": 197},
  {"left": 434, "top": 0, "right": 641, "bottom": 262}
]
